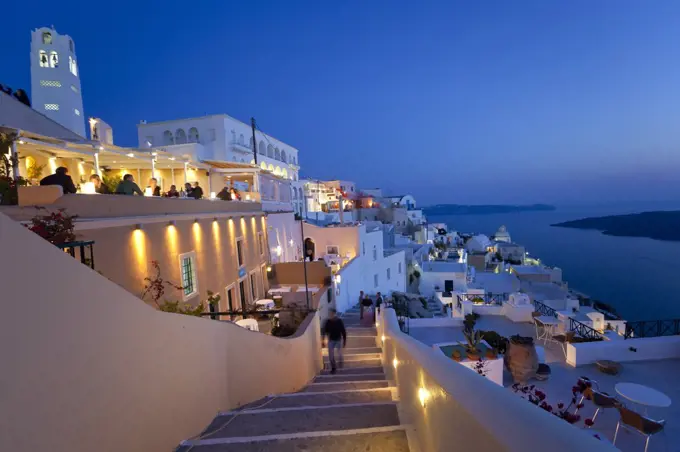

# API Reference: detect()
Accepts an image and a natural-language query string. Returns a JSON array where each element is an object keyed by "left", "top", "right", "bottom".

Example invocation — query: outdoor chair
[
  {"left": 575, "top": 387, "right": 618, "bottom": 423},
  {"left": 613, "top": 405, "right": 665, "bottom": 452},
  {"left": 575, "top": 377, "right": 602, "bottom": 409}
]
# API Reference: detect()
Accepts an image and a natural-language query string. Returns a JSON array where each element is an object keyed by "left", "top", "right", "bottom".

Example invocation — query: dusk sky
[{"left": 3, "top": 1, "right": 680, "bottom": 205}]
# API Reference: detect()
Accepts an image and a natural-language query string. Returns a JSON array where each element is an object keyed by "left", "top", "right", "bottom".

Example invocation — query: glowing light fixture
[
  {"left": 289, "top": 239, "right": 294, "bottom": 246},
  {"left": 266, "top": 265, "right": 272, "bottom": 272},
  {"left": 80, "top": 181, "right": 96, "bottom": 194},
  {"left": 275, "top": 245, "right": 282, "bottom": 256},
  {"left": 392, "top": 358, "right": 399, "bottom": 369},
  {"left": 334, "top": 274, "right": 342, "bottom": 284},
  {"left": 168, "top": 220, "right": 176, "bottom": 226},
  {"left": 210, "top": 192, "right": 216, "bottom": 200},
  {"left": 169, "top": 157, "right": 176, "bottom": 161},
  {"left": 134, "top": 224, "right": 143, "bottom": 230},
  {"left": 126, "top": 153, "right": 134, "bottom": 158},
  {"left": 381, "top": 335, "right": 386, "bottom": 343},
  {"left": 151, "top": 152, "right": 158, "bottom": 156},
  {"left": 18, "top": 140, "right": 25, "bottom": 145},
  {"left": 144, "top": 187, "right": 153, "bottom": 197},
  {"left": 99, "top": 145, "right": 104, "bottom": 151},
  {"left": 245, "top": 194, "right": 251, "bottom": 201},
  {"left": 418, "top": 388, "right": 430, "bottom": 407}
]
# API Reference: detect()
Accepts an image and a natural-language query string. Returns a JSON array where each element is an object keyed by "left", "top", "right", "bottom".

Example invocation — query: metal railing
[
  {"left": 568, "top": 317, "right": 602, "bottom": 340},
  {"left": 457, "top": 293, "right": 509, "bottom": 306},
  {"left": 56, "top": 240, "right": 95, "bottom": 269},
  {"left": 533, "top": 300, "right": 558, "bottom": 318},
  {"left": 624, "top": 319, "right": 680, "bottom": 339}
]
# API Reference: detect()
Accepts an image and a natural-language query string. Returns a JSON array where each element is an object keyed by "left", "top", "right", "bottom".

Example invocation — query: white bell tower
[{"left": 30, "top": 26, "right": 86, "bottom": 137}]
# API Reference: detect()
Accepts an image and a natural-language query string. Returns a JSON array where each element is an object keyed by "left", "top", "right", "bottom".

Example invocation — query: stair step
[
  {"left": 302, "top": 381, "right": 390, "bottom": 392},
  {"left": 314, "top": 373, "right": 386, "bottom": 383},
  {"left": 224, "top": 389, "right": 393, "bottom": 410},
  {"left": 194, "top": 403, "right": 401, "bottom": 441},
  {"left": 321, "top": 366, "right": 383, "bottom": 375},
  {"left": 178, "top": 429, "right": 410, "bottom": 451},
  {"left": 323, "top": 353, "right": 381, "bottom": 361},
  {"left": 323, "top": 359, "right": 381, "bottom": 369},
  {"left": 324, "top": 347, "right": 381, "bottom": 355},
  {"left": 345, "top": 337, "right": 377, "bottom": 348}
]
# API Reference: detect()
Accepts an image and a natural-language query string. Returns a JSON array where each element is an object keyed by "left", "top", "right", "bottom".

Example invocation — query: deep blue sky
[{"left": 3, "top": 1, "right": 680, "bottom": 205}]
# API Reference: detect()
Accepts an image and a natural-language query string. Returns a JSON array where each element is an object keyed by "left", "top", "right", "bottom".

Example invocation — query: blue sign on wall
[{"left": 238, "top": 267, "right": 247, "bottom": 278}]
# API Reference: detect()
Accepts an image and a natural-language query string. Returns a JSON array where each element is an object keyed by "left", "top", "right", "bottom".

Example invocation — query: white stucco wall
[
  {"left": 267, "top": 212, "right": 302, "bottom": 263},
  {"left": 419, "top": 271, "right": 467, "bottom": 297},
  {"left": 567, "top": 335, "right": 680, "bottom": 367}
]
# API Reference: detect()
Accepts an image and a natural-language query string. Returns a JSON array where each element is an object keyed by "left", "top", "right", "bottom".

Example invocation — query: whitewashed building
[
  {"left": 30, "top": 26, "right": 85, "bottom": 137},
  {"left": 136, "top": 114, "right": 300, "bottom": 181}
]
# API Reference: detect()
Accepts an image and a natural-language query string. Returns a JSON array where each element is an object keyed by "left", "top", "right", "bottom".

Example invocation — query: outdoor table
[
  {"left": 535, "top": 316, "right": 559, "bottom": 344},
  {"left": 615, "top": 382, "right": 671, "bottom": 414},
  {"left": 255, "top": 299, "right": 276, "bottom": 310}
]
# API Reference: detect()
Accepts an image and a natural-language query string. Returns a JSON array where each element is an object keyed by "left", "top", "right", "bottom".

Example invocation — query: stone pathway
[{"left": 175, "top": 305, "right": 410, "bottom": 452}]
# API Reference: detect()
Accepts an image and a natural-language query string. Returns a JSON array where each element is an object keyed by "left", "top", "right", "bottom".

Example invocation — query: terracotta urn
[{"left": 505, "top": 335, "right": 538, "bottom": 383}]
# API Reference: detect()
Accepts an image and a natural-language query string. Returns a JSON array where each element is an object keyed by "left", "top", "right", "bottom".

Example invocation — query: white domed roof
[{"left": 494, "top": 225, "right": 511, "bottom": 242}]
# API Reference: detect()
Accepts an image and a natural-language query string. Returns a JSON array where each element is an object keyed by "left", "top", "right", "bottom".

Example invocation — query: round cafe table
[{"left": 615, "top": 383, "right": 671, "bottom": 413}]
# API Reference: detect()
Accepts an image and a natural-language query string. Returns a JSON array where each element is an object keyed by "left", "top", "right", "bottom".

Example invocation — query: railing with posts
[
  {"left": 457, "top": 293, "right": 509, "bottom": 306},
  {"left": 533, "top": 300, "right": 558, "bottom": 318},
  {"left": 56, "top": 240, "right": 95, "bottom": 269},
  {"left": 568, "top": 318, "right": 602, "bottom": 341},
  {"left": 624, "top": 319, "right": 680, "bottom": 339}
]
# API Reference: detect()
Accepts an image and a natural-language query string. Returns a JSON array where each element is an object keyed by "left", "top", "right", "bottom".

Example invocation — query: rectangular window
[
  {"left": 71, "top": 85, "right": 79, "bottom": 94},
  {"left": 44, "top": 104, "right": 59, "bottom": 111},
  {"left": 387, "top": 268, "right": 391, "bottom": 280},
  {"left": 239, "top": 280, "right": 247, "bottom": 309},
  {"left": 179, "top": 252, "right": 198, "bottom": 300},
  {"left": 225, "top": 285, "right": 235, "bottom": 311},
  {"left": 40, "top": 80, "right": 61, "bottom": 87},
  {"left": 74, "top": 108, "right": 80, "bottom": 116},
  {"left": 208, "top": 128, "right": 216, "bottom": 142},
  {"left": 326, "top": 245, "right": 340, "bottom": 255},
  {"left": 250, "top": 272, "right": 258, "bottom": 300},
  {"left": 372, "top": 246, "right": 377, "bottom": 261},
  {"left": 236, "top": 237, "right": 245, "bottom": 267},
  {"left": 398, "top": 262, "right": 402, "bottom": 274},
  {"left": 374, "top": 274, "right": 379, "bottom": 288},
  {"left": 257, "top": 232, "right": 264, "bottom": 257}
]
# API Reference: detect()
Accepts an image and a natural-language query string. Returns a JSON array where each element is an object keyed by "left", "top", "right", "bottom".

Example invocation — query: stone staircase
[
  {"left": 175, "top": 305, "right": 410, "bottom": 451},
  {"left": 425, "top": 296, "right": 445, "bottom": 318}
]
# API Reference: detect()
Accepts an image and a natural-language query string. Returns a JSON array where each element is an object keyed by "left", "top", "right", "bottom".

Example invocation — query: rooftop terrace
[{"left": 411, "top": 315, "right": 680, "bottom": 451}]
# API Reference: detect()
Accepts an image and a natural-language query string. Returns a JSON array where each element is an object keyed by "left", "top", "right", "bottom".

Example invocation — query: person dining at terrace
[
  {"left": 115, "top": 174, "right": 144, "bottom": 196},
  {"left": 40, "top": 166, "right": 77, "bottom": 194},
  {"left": 165, "top": 185, "right": 179, "bottom": 198},
  {"left": 148, "top": 178, "right": 161, "bottom": 196},
  {"left": 89, "top": 174, "right": 110, "bottom": 194}
]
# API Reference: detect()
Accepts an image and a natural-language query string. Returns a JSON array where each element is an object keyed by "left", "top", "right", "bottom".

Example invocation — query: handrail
[
  {"left": 624, "top": 319, "right": 680, "bottom": 339},
  {"left": 55, "top": 240, "right": 95, "bottom": 269},
  {"left": 568, "top": 317, "right": 602, "bottom": 340},
  {"left": 533, "top": 300, "right": 557, "bottom": 318}
]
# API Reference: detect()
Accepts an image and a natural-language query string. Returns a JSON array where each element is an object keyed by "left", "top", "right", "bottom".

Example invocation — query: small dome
[{"left": 494, "top": 225, "right": 511, "bottom": 242}]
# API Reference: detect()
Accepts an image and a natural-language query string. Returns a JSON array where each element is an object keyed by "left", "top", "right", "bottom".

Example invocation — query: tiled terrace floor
[{"left": 411, "top": 316, "right": 680, "bottom": 452}]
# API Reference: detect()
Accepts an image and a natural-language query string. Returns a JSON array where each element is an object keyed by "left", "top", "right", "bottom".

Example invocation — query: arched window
[
  {"left": 268, "top": 164, "right": 274, "bottom": 172},
  {"left": 267, "top": 144, "right": 274, "bottom": 158},
  {"left": 175, "top": 129, "right": 187, "bottom": 144},
  {"left": 69, "top": 56, "right": 78, "bottom": 76},
  {"left": 39, "top": 50, "right": 49, "bottom": 67},
  {"left": 188, "top": 127, "right": 199, "bottom": 143},
  {"left": 239, "top": 134, "right": 244, "bottom": 145},
  {"left": 275, "top": 148, "right": 281, "bottom": 161},
  {"left": 69, "top": 39, "right": 74, "bottom": 52},
  {"left": 163, "top": 130, "right": 174, "bottom": 145},
  {"left": 298, "top": 187, "right": 303, "bottom": 199},
  {"left": 249, "top": 137, "right": 254, "bottom": 149},
  {"left": 292, "top": 156, "right": 297, "bottom": 165},
  {"left": 260, "top": 161, "right": 267, "bottom": 170},
  {"left": 259, "top": 140, "right": 266, "bottom": 155},
  {"left": 292, "top": 188, "right": 297, "bottom": 199},
  {"left": 49, "top": 51, "right": 58, "bottom": 68},
  {"left": 42, "top": 32, "right": 52, "bottom": 44},
  {"left": 240, "top": 158, "right": 245, "bottom": 163},
  {"left": 281, "top": 150, "right": 287, "bottom": 163},
  {"left": 274, "top": 166, "right": 281, "bottom": 176}
]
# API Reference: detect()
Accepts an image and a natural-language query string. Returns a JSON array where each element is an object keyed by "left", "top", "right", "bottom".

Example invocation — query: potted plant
[
  {"left": 464, "top": 329, "right": 482, "bottom": 360},
  {"left": 485, "top": 348, "right": 498, "bottom": 360},
  {"left": 452, "top": 349, "right": 462, "bottom": 362}
]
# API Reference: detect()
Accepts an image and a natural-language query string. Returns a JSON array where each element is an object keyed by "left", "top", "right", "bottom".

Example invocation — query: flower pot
[
  {"left": 466, "top": 349, "right": 480, "bottom": 361},
  {"left": 452, "top": 350, "right": 462, "bottom": 362},
  {"left": 504, "top": 335, "right": 538, "bottom": 384},
  {"left": 485, "top": 349, "right": 498, "bottom": 360}
]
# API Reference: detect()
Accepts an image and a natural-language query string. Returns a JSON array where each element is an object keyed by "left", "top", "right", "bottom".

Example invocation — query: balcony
[{"left": 230, "top": 141, "right": 253, "bottom": 155}]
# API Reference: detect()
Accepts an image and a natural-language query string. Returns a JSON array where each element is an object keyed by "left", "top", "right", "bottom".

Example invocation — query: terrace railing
[
  {"left": 533, "top": 300, "right": 558, "bottom": 318},
  {"left": 568, "top": 317, "right": 602, "bottom": 341},
  {"left": 624, "top": 319, "right": 680, "bottom": 339},
  {"left": 56, "top": 240, "right": 95, "bottom": 269},
  {"left": 457, "top": 292, "right": 509, "bottom": 306}
]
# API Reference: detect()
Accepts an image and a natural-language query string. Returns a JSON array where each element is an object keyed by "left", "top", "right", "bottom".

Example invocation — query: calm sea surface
[{"left": 428, "top": 202, "right": 680, "bottom": 321}]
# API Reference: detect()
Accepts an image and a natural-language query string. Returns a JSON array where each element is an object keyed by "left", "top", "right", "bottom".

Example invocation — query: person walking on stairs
[{"left": 322, "top": 308, "right": 346, "bottom": 374}]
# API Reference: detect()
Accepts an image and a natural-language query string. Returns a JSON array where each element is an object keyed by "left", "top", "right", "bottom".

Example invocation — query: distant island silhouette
[
  {"left": 552, "top": 211, "right": 680, "bottom": 242},
  {"left": 424, "top": 204, "right": 556, "bottom": 215}
]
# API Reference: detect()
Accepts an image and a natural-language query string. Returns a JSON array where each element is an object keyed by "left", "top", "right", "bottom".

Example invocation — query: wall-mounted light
[
  {"left": 275, "top": 245, "right": 282, "bottom": 256},
  {"left": 168, "top": 220, "right": 176, "bottom": 226},
  {"left": 194, "top": 219, "right": 199, "bottom": 224},
  {"left": 392, "top": 358, "right": 399, "bottom": 369},
  {"left": 169, "top": 157, "right": 176, "bottom": 161},
  {"left": 381, "top": 335, "right": 386, "bottom": 343},
  {"left": 334, "top": 274, "right": 342, "bottom": 284},
  {"left": 210, "top": 192, "right": 216, "bottom": 200},
  {"left": 266, "top": 265, "right": 272, "bottom": 272},
  {"left": 240, "top": 216, "right": 245, "bottom": 220},
  {"left": 213, "top": 218, "right": 218, "bottom": 222},
  {"left": 126, "top": 153, "right": 134, "bottom": 158},
  {"left": 151, "top": 152, "right": 158, "bottom": 156},
  {"left": 418, "top": 387, "right": 430, "bottom": 407},
  {"left": 18, "top": 140, "right": 25, "bottom": 145},
  {"left": 99, "top": 145, "right": 104, "bottom": 151},
  {"left": 134, "top": 224, "right": 143, "bottom": 230},
  {"left": 289, "top": 239, "right": 294, "bottom": 246}
]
